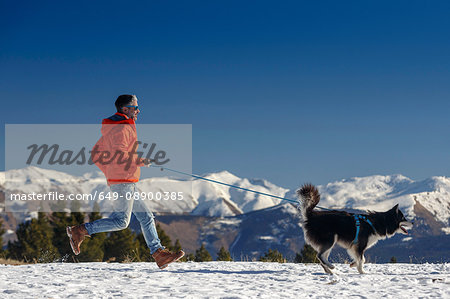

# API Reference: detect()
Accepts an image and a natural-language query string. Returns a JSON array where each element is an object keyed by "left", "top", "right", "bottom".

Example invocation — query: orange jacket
[{"left": 91, "top": 113, "right": 145, "bottom": 185}]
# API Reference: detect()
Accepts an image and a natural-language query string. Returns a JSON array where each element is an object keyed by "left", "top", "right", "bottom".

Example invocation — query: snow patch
[
  {"left": 259, "top": 236, "right": 275, "bottom": 241},
  {"left": 441, "top": 227, "right": 450, "bottom": 235}
]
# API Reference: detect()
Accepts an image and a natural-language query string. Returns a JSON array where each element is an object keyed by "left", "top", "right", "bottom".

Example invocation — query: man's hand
[{"left": 141, "top": 158, "right": 153, "bottom": 167}]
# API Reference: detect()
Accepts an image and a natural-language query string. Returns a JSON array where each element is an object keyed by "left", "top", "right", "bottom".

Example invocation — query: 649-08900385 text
[{"left": 8, "top": 191, "right": 184, "bottom": 201}]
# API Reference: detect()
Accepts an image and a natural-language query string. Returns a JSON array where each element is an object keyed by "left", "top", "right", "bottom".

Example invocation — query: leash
[
  {"left": 153, "top": 165, "right": 377, "bottom": 244},
  {"left": 151, "top": 165, "right": 298, "bottom": 203},
  {"left": 149, "top": 165, "right": 332, "bottom": 210}
]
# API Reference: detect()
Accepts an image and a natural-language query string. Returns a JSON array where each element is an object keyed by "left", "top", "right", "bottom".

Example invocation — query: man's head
[{"left": 115, "top": 94, "right": 140, "bottom": 121}]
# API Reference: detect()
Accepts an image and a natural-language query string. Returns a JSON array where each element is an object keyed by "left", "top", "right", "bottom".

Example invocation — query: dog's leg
[
  {"left": 356, "top": 253, "right": 366, "bottom": 274},
  {"left": 319, "top": 263, "right": 333, "bottom": 274},
  {"left": 346, "top": 245, "right": 366, "bottom": 274},
  {"left": 346, "top": 248, "right": 357, "bottom": 267},
  {"left": 317, "top": 251, "right": 333, "bottom": 274},
  {"left": 316, "top": 236, "right": 336, "bottom": 274},
  {"left": 351, "top": 247, "right": 366, "bottom": 274}
]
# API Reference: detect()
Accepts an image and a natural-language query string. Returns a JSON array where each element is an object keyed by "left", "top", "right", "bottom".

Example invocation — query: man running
[{"left": 67, "top": 94, "right": 184, "bottom": 269}]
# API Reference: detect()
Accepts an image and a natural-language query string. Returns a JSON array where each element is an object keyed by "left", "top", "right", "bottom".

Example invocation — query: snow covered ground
[{"left": 0, "top": 262, "right": 448, "bottom": 298}]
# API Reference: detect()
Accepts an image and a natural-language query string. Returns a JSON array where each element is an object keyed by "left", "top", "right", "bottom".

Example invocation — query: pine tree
[
  {"left": 70, "top": 200, "right": 86, "bottom": 224},
  {"left": 184, "top": 253, "right": 195, "bottom": 261},
  {"left": 77, "top": 232, "right": 107, "bottom": 262},
  {"left": 135, "top": 232, "right": 153, "bottom": 262},
  {"left": 89, "top": 202, "right": 102, "bottom": 221},
  {"left": 51, "top": 211, "right": 73, "bottom": 259},
  {"left": 103, "top": 228, "right": 139, "bottom": 262},
  {"left": 294, "top": 244, "right": 318, "bottom": 263},
  {"left": 259, "top": 249, "right": 286, "bottom": 263},
  {"left": 172, "top": 239, "right": 182, "bottom": 252},
  {"left": 9, "top": 212, "right": 59, "bottom": 263},
  {"left": 50, "top": 200, "right": 87, "bottom": 261},
  {"left": 216, "top": 246, "right": 233, "bottom": 261},
  {"left": 156, "top": 223, "right": 172, "bottom": 249},
  {"left": 0, "top": 218, "right": 5, "bottom": 255},
  {"left": 194, "top": 244, "right": 212, "bottom": 262}
]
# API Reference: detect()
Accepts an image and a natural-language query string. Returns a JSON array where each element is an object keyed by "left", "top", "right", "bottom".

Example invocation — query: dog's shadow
[{"left": 167, "top": 269, "right": 285, "bottom": 275}]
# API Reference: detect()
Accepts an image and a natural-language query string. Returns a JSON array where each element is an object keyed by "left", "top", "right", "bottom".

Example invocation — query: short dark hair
[{"left": 115, "top": 94, "right": 137, "bottom": 112}]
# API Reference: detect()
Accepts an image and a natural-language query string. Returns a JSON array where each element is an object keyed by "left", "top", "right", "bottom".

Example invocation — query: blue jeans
[{"left": 84, "top": 183, "right": 163, "bottom": 254}]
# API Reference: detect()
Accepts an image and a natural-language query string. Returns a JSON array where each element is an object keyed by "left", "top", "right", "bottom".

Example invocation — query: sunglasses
[{"left": 124, "top": 105, "right": 139, "bottom": 110}]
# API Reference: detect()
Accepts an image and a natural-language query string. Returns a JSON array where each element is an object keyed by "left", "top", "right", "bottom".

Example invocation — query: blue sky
[{"left": 1, "top": 1, "right": 449, "bottom": 189}]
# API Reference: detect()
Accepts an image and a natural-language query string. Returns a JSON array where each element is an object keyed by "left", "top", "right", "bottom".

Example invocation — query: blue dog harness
[{"left": 352, "top": 214, "right": 376, "bottom": 244}]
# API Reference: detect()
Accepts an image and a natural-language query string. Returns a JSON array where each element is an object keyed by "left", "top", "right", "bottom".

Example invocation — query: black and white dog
[{"left": 297, "top": 184, "right": 413, "bottom": 274}]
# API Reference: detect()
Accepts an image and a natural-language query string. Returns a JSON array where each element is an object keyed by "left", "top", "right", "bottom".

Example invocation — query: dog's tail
[{"left": 296, "top": 183, "right": 320, "bottom": 219}]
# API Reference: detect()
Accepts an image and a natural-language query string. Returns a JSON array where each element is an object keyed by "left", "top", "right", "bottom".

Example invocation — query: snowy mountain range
[
  {"left": 0, "top": 166, "right": 287, "bottom": 217},
  {"left": 1, "top": 166, "right": 449, "bottom": 231},
  {"left": 1, "top": 166, "right": 449, "bottom": 261}
]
